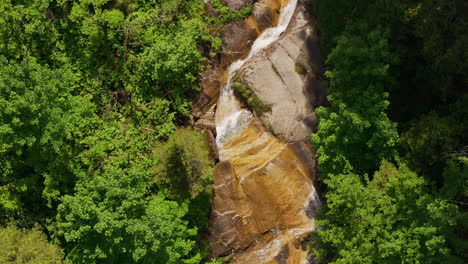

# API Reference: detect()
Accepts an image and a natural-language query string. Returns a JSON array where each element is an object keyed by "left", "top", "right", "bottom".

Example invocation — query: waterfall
[
  {"left": 215, "top": 0, "right": 298, "bottom": 146},
  {"left": 209, "top": 1, "right": 321, "bottom": 262}
]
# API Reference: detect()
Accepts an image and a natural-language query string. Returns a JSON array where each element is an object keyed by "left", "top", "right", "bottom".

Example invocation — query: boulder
[
  {"left": 208, "top": 119, "right": 321, "bottom": 263},
  {"left": 222, "top": 0, "right": 256, "bottom": 12},
  {"left": 193, "top": 0, "right": 287, "bottom": 118},
  {"left": 252, "top": 0, "right": 280, "bottom": 31},
  {"left": 237, "top": 1, "right": 326, "bottom": 143}
]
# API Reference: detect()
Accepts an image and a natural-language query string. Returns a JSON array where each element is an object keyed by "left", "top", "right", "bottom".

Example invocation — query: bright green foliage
[
  {"left": 312, "top": 161, "right": 463, "bottom": 264},
  {"left": 0, "top": 0, "right": 217, "bottom": 112},
  {"left": 232, "top": 82, "right": 271, "bottom": 116},
  {"left": 0, "top": 0, "right": 58, "bottom": 62},
  {"left": 57, "top": 190, "right": 199, "bottom": 264},
  {"left": 0, "top": 59, "right": 95, "bottom": 221},
  {"left": 0, "top": 0, "right": 218, "bottom": 262},
  {"left": 129, "top": 20, "right": 206, "bottom": 111},
  {"left": 311, "top": 30, "right": 399, "bottom": 177},
  {"left": 0, "top": 224, "right": 66, "bottom": 263},
  {"left": 210, "top": 0, "right": 253, "bottom": 23},
  {"left": 55, "top": 122, "right": 201, "bottom": 263},
  {"left": 154, "top": 129, "right": 213, "bottom": 200},
  {"left": 124, "top": 1, "right": 212, "bottom": 106},
  {"left": 52, "top": 0, "right": 214, "bottom": 110},
  {"left": 52, "top": 107, "right": 206, "bottom": 263}
]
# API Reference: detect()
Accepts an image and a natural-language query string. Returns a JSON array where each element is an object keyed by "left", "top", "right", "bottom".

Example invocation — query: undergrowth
[{"left": 232, "top": 82, "right": 271, "bottom": 116}]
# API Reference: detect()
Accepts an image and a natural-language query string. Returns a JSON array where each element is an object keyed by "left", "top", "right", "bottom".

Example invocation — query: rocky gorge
[{"left": 193, "top": 0, "right": 326, "bottom": 263}]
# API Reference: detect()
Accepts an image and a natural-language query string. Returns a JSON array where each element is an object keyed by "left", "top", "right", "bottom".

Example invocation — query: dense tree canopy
[
  {"left": 0, "top": 59, "right": 95, "bottom": 223},
  {"left": 316, "top": 0, "right": 467, "bottom": 121},
  {"left": 0, "top": 224, "right": 66, "bottom": 264},
  {"left": 311, "top": 0, "right": 467, "bottom": 262},
  {"left": 56, "top": 185, "right": 200, "bottom": 263},
  {"left": 0, "top": 0, "right": 225, "bottom": 262},
  {"left": 154, "top": 129, "right": 213, "bottom": 200},
  {"left": 312, "top": 30, "right": 399, "bottom": 177},
  {"left": 312, "top": 162, "right": 463, "bottom": 264}
]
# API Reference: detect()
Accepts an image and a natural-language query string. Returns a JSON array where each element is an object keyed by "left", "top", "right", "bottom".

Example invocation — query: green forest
[
  {"left": 311, "top": 0, "right": 467, "bottom": 263},
  {"left": 0, "top": 0, "right": 466, "bottom": 263},
  {"left": 0, "top": 0, "right": 236, "bottom": 263}
]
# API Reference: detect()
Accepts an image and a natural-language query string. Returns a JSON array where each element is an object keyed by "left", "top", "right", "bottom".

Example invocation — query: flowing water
[
  {"left": 213, "top": 0, "right": 321, "bottom": 262},
  {"left": 215, "top": 0, "right": 298, "bottom": 146}
]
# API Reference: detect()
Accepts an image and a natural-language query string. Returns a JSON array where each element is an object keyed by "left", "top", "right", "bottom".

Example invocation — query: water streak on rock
[
  {"left": 216, "top": 0, "right": 297, "bottom": 145},
  {"left": 211, "top": 0, "right": 321, "bottom": 263}
]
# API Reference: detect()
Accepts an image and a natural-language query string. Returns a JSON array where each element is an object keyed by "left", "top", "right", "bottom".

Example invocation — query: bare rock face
[
  {"left": 221, "top": 20, "right": 259, "bottom": 65},
  {"left": 199, "top": 1, "right": 324, "bottom": 263},
  {"left": 252, "top": 0, "right": 281, "bottom": 31},
  {"left": 208, "top": 120, "right": 320, "bottom": 263},
  {"left": 193, "top": 0, "right": 285, "bottom": 119},
  {"left": 209, "top": 161, "right": 253, "bottom": 255},
  {"left": 237, "top": 1, "right": 326, "bottom": 142},
  {"left": 222, "top": 0, "right": 256, "bottom": 12}
]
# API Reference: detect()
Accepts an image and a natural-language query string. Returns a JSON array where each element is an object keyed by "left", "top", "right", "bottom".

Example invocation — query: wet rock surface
[
  {"left": 195, "top": 1, "right": 324, "bottom": 263},
  {"left": 193, "top": 0, "right": 285, "bottom": 119},
  {"left": 208, "top": 120, "right": 320, "bottom": 263},
  {"left": 237, "top": 1, "right": 326, "bottom": 142},
  {"left": 222, "top": 0, "right": 256, "bottom": 12},
  {"left": 252, "top": 0, "right": 281, "bottom": 32}
]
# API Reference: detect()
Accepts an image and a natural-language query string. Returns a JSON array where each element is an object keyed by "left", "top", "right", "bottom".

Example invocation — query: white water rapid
[
  {"left": 209, "top": 1, "right": 322, "bottom": 262},
  {"left": 215, "top": 0, "right": 298, "bottom": 146}
]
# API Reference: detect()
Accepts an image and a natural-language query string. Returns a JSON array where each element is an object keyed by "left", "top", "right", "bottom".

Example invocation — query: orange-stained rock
[
  {"left": 202, "top": 0, "right": 323, "bottom": 263},
  {"left": 193, "top": 0, "right": 289, "bottom": 119},
  {"left": 208, "top": 119, "right": 320, "bottom": 263}
]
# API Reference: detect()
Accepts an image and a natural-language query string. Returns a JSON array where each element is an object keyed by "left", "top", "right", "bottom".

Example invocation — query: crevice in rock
[{"left": 269, "top": 58, "right": 286, "bottom": 85}]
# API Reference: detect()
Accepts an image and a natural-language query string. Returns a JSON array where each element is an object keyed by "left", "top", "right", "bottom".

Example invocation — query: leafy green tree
[
  {"left": 154, "top": 129, "right": 213, "bottom": 200},
  {"left": 440, "top": 157, "right": 468, "bottom": 202},
  {"left": 56, "top": 188, "right": 200, "bottom": 264},
  {"left": 0, "top": 59, "right": 95, "bottom": 222},
  {"left": 128, "top": 19, "right": 206, "bottom": 111},
  {"left": 50, "top": 0, "right": 215, "bottom": 111},
  {"left": 153, "top": 129, "right": 213, "bottom": 235},
  {"left": 314, "top": 0, "right": 467, "bottom": 121},
  {"left": 312, "top": 1, "right": 467, "bottom": 263},
  {"left": 311, "top": 30, "right": 399, "bottom": 178},
  {"left": 210, "top": 0, "right": 253, "bottom": 23},
  {"left": 312, "top": 161, "right": 463, "bottom": 264},
  {"left": 438, "top": 156, "right": 468, "bottom": 260},
  {"left": 0, "top": 224, "right": 66, "bottom": 263},
  {"left": 1, "top": 0, "right": 219, "bottom": 263},
  {"left": 0, "top": 0, "right": 58, "bottom": 62},
  {"left": 54, "top": 112, "right": 206, "bottom": 263},
  {"left": 401, "top": 96, "right": 468, "bottom": 178},
  {"left": 54, "top": 123, "right": 200, "bottom": 263}
]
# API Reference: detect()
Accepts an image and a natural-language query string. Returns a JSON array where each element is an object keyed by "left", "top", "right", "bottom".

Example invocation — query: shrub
[
  {"left": 232, "top": 82, "right": 271, "bottom": 116},
  {"left": 153, "top": 129, "right": 213, "bottom": 200},
  {"left": 295, "top": 62, "right": 308, "bottom": 75},
  {"left": 211, "top": 0, "right": 253, "bottom": 23},
  {"left": 0, "top": 224, "right": 65, "bottom": 264}
]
